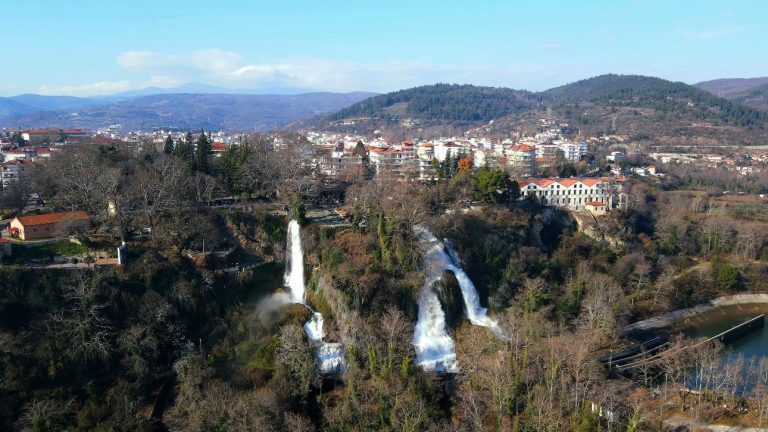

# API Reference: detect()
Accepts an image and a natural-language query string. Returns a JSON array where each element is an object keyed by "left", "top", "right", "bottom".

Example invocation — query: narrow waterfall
[
  {"left": 283, "top": 220, "right": 347, "bottom": 374},
  {"left": 413, "top": 226, "right": 505, "bottom": 337},
  {"left": 284, "top": 220, "right": 306, "bottom": 303}
]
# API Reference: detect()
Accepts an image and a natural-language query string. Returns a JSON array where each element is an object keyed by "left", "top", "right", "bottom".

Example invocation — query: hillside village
[{"left": 1, "top": 79, "right": 768, "bottom": 431}]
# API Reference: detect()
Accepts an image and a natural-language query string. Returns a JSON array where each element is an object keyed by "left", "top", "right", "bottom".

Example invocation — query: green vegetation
[
  {"left": 331, "top": 83, "right": 536, "bottom": 122},
  {"left": 544, "top": 74, "right": 768, "bottom": 127},
  {"left": 12, "top": 240, "right": 89, "bottom": 261}
]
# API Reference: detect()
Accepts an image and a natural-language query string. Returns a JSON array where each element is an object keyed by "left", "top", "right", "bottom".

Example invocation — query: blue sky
[{"left": 2, "top": 0, "right": 766, "bottom": 96}]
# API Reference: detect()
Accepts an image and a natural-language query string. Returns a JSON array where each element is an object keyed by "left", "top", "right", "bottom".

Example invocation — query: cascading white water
[
  {"left": 413, "top": 226, "right": 505, "bottom": 338},
  {"left": 284, "top": 220, "right": 306, "bottom": 303},
  {"left": 412, "top": 287, "right": 458, "bottom": 372},
  {"left": 283, "top": 220, "right": 347, "bottom": 374}
]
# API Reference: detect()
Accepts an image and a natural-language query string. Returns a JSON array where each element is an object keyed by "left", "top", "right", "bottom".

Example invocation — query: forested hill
[
  {"left": 329, "top": 83, "right": 537, "bottom": 122},
  {"left": 543, "top": 74, "right": 768, "bottom": 127},
  {"left": 695, "top": 77, "right": 768, "bottom": 112},
  {"left": 312, "top": 75, "right": 768, "bottom": 144}
]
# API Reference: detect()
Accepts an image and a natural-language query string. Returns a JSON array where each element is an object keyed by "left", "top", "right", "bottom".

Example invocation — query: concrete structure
[
  {"left": 606, "top": 151, "right": 625, "bottom": 162},
  {"left": 9, "top": 211, "right": 89, "bottom": 240},
  {"left": 318, "top": 150, "right": 367, "bottom": 180},
  {"left": 368, "top": 145, "right": 418, "bottom": 180},
  {"left": 504, "top": 144, "right": 536, "bottom": 177},
  {"left": 558, "top": 142, "right": 589, "bottom": 162},
  {"left": 1, "top": 160, "right": 32, "bottom": 187},
  {"left": 417, "top": 143, "right": 437, "bottom": 181},
  {"left": 584, "top": 201, "right": 608, "bottom": 215}
]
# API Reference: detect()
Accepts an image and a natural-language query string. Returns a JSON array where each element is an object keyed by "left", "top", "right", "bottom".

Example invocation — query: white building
[
  {"left": 1, "top": 160, "right": 31, "bottom": 187},
  {"left": 505, "top": 145, "right": 536, "bottom": 177},
  {"left": 557, "top": 142, "right": 589, "bottom": 162},
  {"left": 606, "top": 151, "right": 626, "bottom": 162},
  {"left": 517, "top": 177, "right": 627, "bottom": 210},
  {"left": 369, "top": 145, "right": 418, "bottom": 180}
]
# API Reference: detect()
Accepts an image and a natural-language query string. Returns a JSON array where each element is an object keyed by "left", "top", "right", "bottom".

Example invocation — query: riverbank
[{"left": 624, "top": 294, "right": 768, "bottom": 337}]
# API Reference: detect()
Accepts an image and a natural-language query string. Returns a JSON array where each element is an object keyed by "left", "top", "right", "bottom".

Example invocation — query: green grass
[{"left": 14, "top": 240, "right": 90, "bottom": 260}]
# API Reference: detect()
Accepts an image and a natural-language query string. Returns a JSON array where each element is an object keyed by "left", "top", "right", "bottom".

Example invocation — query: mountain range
[
  {"left": 0, "top": 91, "right": 376, "bottom": 132},
  {"left": 3, "top": 75, "right": 768, "bottom": 144},
  {"left": 305, "top": 75, "right": 768, "bottom": 146}
]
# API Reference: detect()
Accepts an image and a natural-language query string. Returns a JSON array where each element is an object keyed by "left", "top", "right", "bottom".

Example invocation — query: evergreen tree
[
  {"left": 174, "top": 132, "right": 194, "bottom": 165},
  {"left": 163, "top": 135, "right": 174, "bottom": 154},
  {"left": 194, "top": 130, "right": 211, "bottom": 173}
]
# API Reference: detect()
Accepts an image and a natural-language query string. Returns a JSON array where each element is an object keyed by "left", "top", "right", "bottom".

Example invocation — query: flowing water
[
  {"left": 414, "top": 226, "right": 504, "bottom": 336},
  {"left": 283, "top": 220, "right": 347, "bottom": 374},
  {"left": 411, "top": 226, "right": 508, "bottom": 372},
  {"left": 284, "top": 220, "right": 306, "bottom": 304},
  {"left": 413, "top": 287, "right": 458, "bottom": 372}
]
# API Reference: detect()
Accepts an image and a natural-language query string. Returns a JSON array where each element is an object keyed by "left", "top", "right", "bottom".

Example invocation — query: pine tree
[
  {"left": 163, "top": 135, "right": 174, "bottom": 154},
  {"left": 174, "top": 132, "right": 194, "bottom": 165},
  {"left": 194, "top": 130, "right": 211, "bottom": 173}
]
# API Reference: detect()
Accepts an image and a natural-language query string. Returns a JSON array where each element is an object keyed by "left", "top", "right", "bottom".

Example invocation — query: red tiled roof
[
  {"left": 508, "top": 144, "right": 536, "bottom": 152},
  {"left": 581, "top": 178, "right": 602, "bottom": 186},
  {"left": 516, "top": 177, "right": 613, "bottom": 188},
  {"left": 585, "top": 201, "right": 606, "bottom": 206},
  {"left": 15, "top": 211, "right": 89, "bottom": 227}
]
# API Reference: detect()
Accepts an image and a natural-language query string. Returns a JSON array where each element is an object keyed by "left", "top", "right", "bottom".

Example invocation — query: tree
[
  {"left": 457, "top": 156, "right": 473, "bottom": 173},
  {"left": 10, "top": 132, "right": 26, "bottom": 146},
  {"left": 194, "top": 130, "right": 211, "bottom": 174},
  {"left": 0, "top": 174, "right": 32, "bottom": 214},
  {"left": 163, "top": 135, "right": 174, "bottom": 154},
  {"left": 474, "top": 167, "right": 510, "bottom": 204},
  {"left": 715, "top": 263, "right": 740, "bottom": 291},
  {"left": 509, "top": 180, "right": 521, "bottom": 202},
  {"left": 217, "top": 141, "right": 252, "bottom": 198},
  {"left": 174, "top": 132, "right": 195, "bottom": 166},
  {"left": 274, "top": 324, "right": 320, "bottom": 403}
]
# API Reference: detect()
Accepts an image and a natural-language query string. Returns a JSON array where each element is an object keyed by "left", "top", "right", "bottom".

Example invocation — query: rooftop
[{"left": 15, "top": 211, "right": 89, "bottom": 227}]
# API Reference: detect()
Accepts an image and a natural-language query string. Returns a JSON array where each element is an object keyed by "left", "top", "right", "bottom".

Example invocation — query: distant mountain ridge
[
  {"left": 0, "top": 91, "right": 376, "bottom": 132},
  {"left": 695, "top": 77, "right": 768, "bottom": 112}
]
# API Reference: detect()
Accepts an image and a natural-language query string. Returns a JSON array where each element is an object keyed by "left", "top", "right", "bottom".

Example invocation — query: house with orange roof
[
  {"left": 9, "top": 211, "right": 90, "bottom": 241},
  {"left": 516, "top": 177, "right": 626, "bottom": 210}
]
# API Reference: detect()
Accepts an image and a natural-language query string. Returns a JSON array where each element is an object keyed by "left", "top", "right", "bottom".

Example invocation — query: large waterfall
[
  {"left": 412, "top": 226, "right": 504, "bottom": 358},
  {"left": 284, "top": 220, "right": 306, "bottom": 303},
  {"left": 412, "top": 287, "right": 458, "bottom": 372},
  {"left": 283, "top": 220, "right": 347, "bottom": 374}
]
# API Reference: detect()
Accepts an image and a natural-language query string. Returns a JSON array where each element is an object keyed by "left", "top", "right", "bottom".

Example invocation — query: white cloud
[
  {"left": 36, "top": 80, "right": 137, "bottom": 96},
  {"left": 115, "top": 49, "right": 532, "bottom": 91},
  {"left": 118, "top": 49, "right": 242, "bottom": 73},
  {"left": 680, "top": 26, "right": 745, "bottom": 42},
  {"left": 38, "top": 49, "right": 559, "bottom": 96}
]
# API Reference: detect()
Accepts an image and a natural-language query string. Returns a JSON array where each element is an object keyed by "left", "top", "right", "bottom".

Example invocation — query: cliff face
[{"left": 571, "top": 211, "right": 628, "bottom": 251}]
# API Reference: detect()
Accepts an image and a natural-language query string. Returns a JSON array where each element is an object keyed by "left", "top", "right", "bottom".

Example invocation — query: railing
[{"left": 608, "top": 314, "right": 765, "bottom": 372}]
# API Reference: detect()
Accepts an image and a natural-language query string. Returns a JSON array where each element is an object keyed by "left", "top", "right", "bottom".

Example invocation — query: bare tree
[{"left": 47, "top": 274, "right": 112, "bottom": 361}]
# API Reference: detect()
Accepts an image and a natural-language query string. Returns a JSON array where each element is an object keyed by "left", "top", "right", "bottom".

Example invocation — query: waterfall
[
  {"left": 284, "top": 220, "right": 306, "bottom": 303},
  {"left": 283, "top": 220, "right": 347, "bottom": 374},
  {"left": 413, "top": 226, "right": 505, "bottom": 338},
  {"left": 412, "top": 286, "right": 458, "bottom": 372}
]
